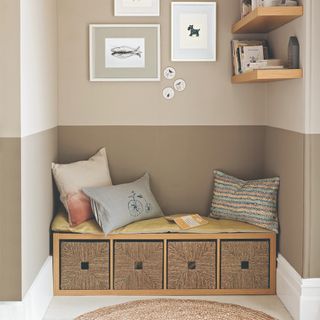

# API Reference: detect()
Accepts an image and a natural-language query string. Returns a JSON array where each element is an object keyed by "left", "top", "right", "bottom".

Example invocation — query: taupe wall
[
  {"left": 21, "top": 128, "right": 58, "bottom": 296},
  {"left": 58, "top": 126, "right": 319, "bottom": 278},
  {"left": 0, "top": 130, "right": 58, "bottom": 301},
  {"left": 0, "top": 138, "right": 21, "bottom": 300},
  {"left": 306, "top": 135, "right": 320, "bottom": 277},
  {"left": 264, "top": 127, "right": 305, "bottom": 275},
  {"left": 58, "top": 126, "right": 265, "bottom": 215}
]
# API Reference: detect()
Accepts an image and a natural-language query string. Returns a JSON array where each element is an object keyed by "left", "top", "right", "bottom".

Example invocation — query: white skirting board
[
  {"left": 0, "top": 256, "right": 53, "bottom": 320},
  {"left": 277, "top": 254, "right": 320, "bottom": 320}
]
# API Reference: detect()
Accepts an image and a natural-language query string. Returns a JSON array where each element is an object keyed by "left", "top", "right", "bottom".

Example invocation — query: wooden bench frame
[{"left": 53, "top": 232, "right": 276, "bottom": 296}]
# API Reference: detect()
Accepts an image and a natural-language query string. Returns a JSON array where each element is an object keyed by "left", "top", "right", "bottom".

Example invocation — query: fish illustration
[{"left": 111, "top": 46, "right": 142, "bottom": 59}]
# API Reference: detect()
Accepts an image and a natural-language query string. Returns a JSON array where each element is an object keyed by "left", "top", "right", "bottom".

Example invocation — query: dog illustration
[{"left": 188, "top": 25, "right": 200, "bottom": 37}]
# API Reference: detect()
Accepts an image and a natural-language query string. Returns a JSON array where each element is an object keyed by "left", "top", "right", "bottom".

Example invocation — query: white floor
[{"left": 44, "top": 295, "right": 292, "bottom": 320}]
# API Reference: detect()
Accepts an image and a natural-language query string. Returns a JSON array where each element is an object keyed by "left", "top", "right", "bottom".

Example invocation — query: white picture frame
[
  {"left": 89, "top": 24, "right": 161, "bottom": 82},
  {"left": 171, "top": 2, "right": 217, "bottom": 62},
  {"left": 115, "top": 0, "right": 160, "bottom": 17}
]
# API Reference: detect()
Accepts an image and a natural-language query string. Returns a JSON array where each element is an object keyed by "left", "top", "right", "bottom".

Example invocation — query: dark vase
[{"left": 288, "top": 36, "right": 300, "bottom": 69}]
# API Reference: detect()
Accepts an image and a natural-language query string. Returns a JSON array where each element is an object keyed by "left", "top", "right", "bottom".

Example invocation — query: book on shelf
[
  {"left": 242, "top": 46, "right": 264, "bottom": 73},
  {"left": 231, "top": 40, "right": 284, "bottom": 75}
]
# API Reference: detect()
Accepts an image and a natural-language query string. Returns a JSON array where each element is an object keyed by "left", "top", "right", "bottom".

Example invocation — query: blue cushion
[{"left": 83, "top": 173, "right": 163, "bottom": 234}]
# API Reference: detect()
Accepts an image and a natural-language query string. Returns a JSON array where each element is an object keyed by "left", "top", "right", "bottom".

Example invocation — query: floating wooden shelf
[
  {"left": 232, "top": 69, "right": 303, "bottom": 84},
  {"left": 232, "top": 6, "right": 303, "bottom": 34}
]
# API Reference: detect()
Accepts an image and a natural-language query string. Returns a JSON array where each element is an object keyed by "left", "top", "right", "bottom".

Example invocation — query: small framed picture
[
  {"left": 171, "top": 2, "right": 217, "bottom": 62},
  {"left": 89, "top": 24, "right": 160, "bottom": 82},
  {"left": 115, "top": 0, "right": 160, "bottom": 16}
]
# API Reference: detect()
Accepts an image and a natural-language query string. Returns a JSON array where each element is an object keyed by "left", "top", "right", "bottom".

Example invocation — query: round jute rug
[{"left": 75, "top": 299, "right": 276, "bottom": 320}]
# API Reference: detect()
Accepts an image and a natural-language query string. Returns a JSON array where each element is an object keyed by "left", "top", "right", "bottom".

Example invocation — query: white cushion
[{"left": 52, "top": 148, "right": 112, "bottom": 225}]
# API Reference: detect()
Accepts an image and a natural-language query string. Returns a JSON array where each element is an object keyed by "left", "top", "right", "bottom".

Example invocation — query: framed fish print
[
  {"left": 89, "top": 24, "right": 160, "bottom": 81},
  {"left": 114, "top": 0, "right": 160, "bottom": 16},
  {"left": 171, "top": 2, "right": 216, "bottom": 62}
]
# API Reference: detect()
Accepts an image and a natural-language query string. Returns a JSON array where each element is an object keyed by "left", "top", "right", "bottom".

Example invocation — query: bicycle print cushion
[{"left": 83, "top": 173, "right": 164, "bottom": 234}]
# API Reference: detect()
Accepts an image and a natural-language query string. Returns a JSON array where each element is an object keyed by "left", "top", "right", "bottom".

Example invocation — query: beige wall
[
  {"left": 0, "top": 139, "right": 22, "bottom": 300},
  {"left": 266, "top": 0, "right": 306, "bottom": 133},
  {"left": 57, "top": 0, "right": 266, "bottom": 126},
  {"left": 0, "top": 0, "right": 21, "bottom": 137},
  {"left": 20, "top": 0, "right": 58, "bottom": 137},
  {"left": 309, "top": 0, "right": 320, "bottom": 134}
]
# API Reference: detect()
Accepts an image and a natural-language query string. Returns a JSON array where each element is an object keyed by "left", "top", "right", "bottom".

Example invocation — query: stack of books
[{"left": 231, "top": 40, "right": 284, "bottom": 75}]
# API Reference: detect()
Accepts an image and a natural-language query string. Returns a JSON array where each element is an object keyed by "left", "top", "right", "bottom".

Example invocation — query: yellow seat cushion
[
  {"left": 51, "top": 211, "right": 269, "bottom": 235},
  {"left": 51, "top": 211, "right": 103, "bottom": 234}
]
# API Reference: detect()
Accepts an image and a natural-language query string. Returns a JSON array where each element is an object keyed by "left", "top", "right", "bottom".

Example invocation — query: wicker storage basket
[
  {"left": 113, "top": 240, "right": 164, "bottom": 290},
  {"left": 220, "top": 240, "right": 270, "bottom": 289},
  {"left": 60, "top": 240, "right": 109, "bottom": 290},
  {"left": 167, "top": 241, "right": 216, "bottom": 289}
]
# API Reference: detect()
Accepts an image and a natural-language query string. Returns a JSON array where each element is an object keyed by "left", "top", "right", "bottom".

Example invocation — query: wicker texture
[
  {"left": 221, "top": 240, "right": 269, "bottom": 289},
  {"left": 60, "top": 241, "right": 109, "bottom": 290},
  {"left": 76, "top": 299, "right": 275, "bottom": 320},
  {"left": 167, "top": 241, "right": 216, "bottom": 289},
  {"left": 114, "top": 241, "right": 163, "bottom": 290}
]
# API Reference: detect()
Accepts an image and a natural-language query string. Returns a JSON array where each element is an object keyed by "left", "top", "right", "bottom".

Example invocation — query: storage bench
[{"left": 53, "top": 231, "right": 276, "bottom": 296}]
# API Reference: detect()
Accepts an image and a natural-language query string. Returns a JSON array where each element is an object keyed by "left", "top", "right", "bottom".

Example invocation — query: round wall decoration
[
  {"left": 163, "top": 67, "right": 176, "bottom": 80},
  {"left": 163, "top": 87, "right": 175, "bottom": 100},
  {"left": 174, "top": 79, "right": 186, "bottom": 92}
]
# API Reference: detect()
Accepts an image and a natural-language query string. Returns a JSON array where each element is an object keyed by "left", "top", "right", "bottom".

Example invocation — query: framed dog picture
[
  {"left": 171, "top": 2, "right": 216, "bottom": 62},
  {"left": 89, "top": 24, "right": 160, "bottom": 81},
  {"left": 114, "top": 0, "right": 160, "bottom": 16}
]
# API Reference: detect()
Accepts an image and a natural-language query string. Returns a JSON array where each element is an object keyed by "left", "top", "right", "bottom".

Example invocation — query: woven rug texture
[{"left": 75, "top": 299, "right": 276, "bottom": 320}]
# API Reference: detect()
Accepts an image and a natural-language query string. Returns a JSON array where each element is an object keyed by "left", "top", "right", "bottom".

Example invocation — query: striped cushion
[{"left": 210, "top": 171, "right": 280, "bottom": 233}]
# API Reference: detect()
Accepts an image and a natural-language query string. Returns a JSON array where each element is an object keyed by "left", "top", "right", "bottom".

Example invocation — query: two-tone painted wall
[
  {"left": 0, "top": 0, "right": 58, "bottom": 300},
  {"left": 57, "top": 0, "right": 320, "bottom": 280},
  {"left": 57, "top": 0, "right": 267, "bottom": 218},
  {"left": 264, "top": 0, "right": 307, "bottom": 277},
  {"left": 0, "top": 0, "right": 21, "bottom": 300},
  {"left": 265, "top": 0, "right": 320, "bottom": 279},
  {"left": 1, "top": 0, "right": 319, "bottom": 302}
]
